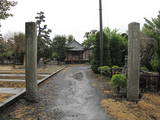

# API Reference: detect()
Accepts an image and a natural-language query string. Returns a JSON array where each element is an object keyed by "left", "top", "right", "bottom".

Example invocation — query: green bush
[
  {"left": 91, "top": 64, "right": 99, "bottom": 73},
  {"left": 91, "top": 59, "right": 100, "bottom": 73},
  {"left": 140, "top": 67, "right": 149, "bottom": 72},
  {"left": 111, "top": 74, "right": 127, "bottom": 94},
  {"left": 112, "top": 65, "right": 121, "bottom": 69},
  {"left": 98, "top": 66, "right": 110, "bottom": 73}
]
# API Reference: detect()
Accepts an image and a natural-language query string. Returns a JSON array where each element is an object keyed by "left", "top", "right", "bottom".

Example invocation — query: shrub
[
  {"left": 140, "top": 67, "right": 149, "bottom": 72},
  {"left": 111, "top": 74, "right": 127, "bottom": 94},
  {"left": 111, "top": 65, "right": 122, "bottom": 75},
  {"left": 98, "top": 66, "right": 110, "bottom": 73},
  {"left": 112, "top": 65, "right": 121, "bottom": 69},
  {"left": 91, "top": 59, "right": 100, "bottom": 73},
  {"left": 91, "top": 64, "right": 99, "bottom": 73}
]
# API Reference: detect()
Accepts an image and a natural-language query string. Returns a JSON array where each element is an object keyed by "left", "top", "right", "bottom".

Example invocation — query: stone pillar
[
  {"left": 25, "top": 22, "right": 38, "bottom": 102},
  {"left": 127, "top": 22, "right": 140, "bottom": 101}
]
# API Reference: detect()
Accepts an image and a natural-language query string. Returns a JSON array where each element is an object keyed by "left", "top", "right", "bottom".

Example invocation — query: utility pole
[{"left": 99, "top": 0, "right": 103, "bottom": 66}]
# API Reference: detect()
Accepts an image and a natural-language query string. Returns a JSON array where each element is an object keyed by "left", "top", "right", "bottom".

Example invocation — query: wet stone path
[{"left": 0, "top": 65, "right": 113, "bottom": 120}]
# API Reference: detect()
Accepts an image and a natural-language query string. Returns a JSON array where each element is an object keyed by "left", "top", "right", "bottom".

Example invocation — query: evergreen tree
[
  {"left": 51, "top": 35, "right": 68, "bottom": 64},
  {"left": 67, "top": 35, "right": 75, "bottom": 43},
  {"left": 35, "top": 11, "right": 52, "bottom": 62},
  {"left": 82, "top": 30, "right": 97, "bottom": 49},
  {"left": 91, "top": 32, "right": 111, "bottom": 73},
  {"left": 104, "top": 28, "right": 127, "bottom": 67}
]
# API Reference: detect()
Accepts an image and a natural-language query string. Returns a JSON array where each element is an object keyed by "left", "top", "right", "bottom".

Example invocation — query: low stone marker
[
  {"left": 25, "top": 22, "right": 38, "bottom": 102},
  {"left": 127, "top": 22, "right": 140, "bottom": 101}
]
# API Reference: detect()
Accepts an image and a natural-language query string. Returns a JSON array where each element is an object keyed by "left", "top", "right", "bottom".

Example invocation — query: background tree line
[
  {"left": 0, "top": 31, "right": 76, "bottom": 65},
  {"left": 0, "top": 2, "right": 76, "bottom": 65},
  {"left": 82, "top": 28, "right": 128, "bottom": 73},
  {"left": 84, "top": 11, "right": 160, "bottom": 74}
]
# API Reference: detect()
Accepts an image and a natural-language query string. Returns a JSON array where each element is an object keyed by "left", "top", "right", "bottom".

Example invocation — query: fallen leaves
[
  {"left": 0, "top": 93, "right": 14, "bottom": 102},
  {"left": 101, "top": 93, "right": 160, "bottom": 120},
  {"left": 0, "top": 81, "right": 25, "bottom": 88}
]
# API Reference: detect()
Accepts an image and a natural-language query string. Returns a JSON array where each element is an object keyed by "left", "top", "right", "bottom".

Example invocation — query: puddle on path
[{"left": 72, "top": 72, "right": 83, "bottom": 81}]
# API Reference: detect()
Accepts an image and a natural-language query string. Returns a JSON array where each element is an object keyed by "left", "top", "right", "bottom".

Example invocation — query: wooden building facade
[{"left": 65, "top": 40, "right": 84, "bottom": 63}]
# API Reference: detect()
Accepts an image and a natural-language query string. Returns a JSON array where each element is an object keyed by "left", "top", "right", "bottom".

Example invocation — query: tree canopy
[
  {"left": 84, "top": 27, "right": 128, "bottom": 71},
  {"left": 51, "top": 35, "right": 68, "bottom": 64},
  {"left": 91, "top": 31, "right": 110, "bottom": 73},
  {"left": 104, "top": 28, "right": 128, "bottom": 66},
  {"left": 143, "top": 11, "right": 160, "bottom": 72},
  {"left": 35, "top": 11, "right": 52, "bottom": 62},
  {"left": 0, "top": 0, "right": 17, "bottom": 20},
  {"left": 82, "top": 30, "right": 97, "bottom": 49},
  {"left": 0, "top": 32, "right": 25, "bottom": 64}
]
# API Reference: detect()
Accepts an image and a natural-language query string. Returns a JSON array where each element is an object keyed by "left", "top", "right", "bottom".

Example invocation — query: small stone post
[
  {"left": 25, "top": 22, "right": 38, "bottom": 102},
  {"left": 127, "top": 22, "right": 140, "bottom": 101}
]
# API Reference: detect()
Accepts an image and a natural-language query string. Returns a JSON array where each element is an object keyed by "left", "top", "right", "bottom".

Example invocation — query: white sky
[{"left": 1, "top": 0, "right": 160, "bottom": 43}]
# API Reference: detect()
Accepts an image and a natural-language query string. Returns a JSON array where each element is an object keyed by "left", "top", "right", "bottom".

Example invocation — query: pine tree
[{"left": 35, "top": 11, "right": 52, "bottom": 62}]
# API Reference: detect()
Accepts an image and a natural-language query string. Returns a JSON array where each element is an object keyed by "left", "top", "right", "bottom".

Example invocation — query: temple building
[{"left": 65, "top": 40, "right": 92, "bottom": 63}]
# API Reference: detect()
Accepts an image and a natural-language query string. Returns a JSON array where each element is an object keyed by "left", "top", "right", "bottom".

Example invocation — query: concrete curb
[{"left": 0, "top": 66, "right": 66, "bottom": 111}]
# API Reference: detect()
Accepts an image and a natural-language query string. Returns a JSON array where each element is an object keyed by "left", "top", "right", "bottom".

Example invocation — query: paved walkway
[{"left": 0, "top": 65, "right": 113, "bottom": 120}]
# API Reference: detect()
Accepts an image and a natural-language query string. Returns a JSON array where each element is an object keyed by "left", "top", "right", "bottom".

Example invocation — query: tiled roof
[{"left": 67, "top": 40, "right": 84, "bottom": 51}]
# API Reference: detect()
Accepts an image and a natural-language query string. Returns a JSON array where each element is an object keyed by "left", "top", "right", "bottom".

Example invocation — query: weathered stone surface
[
  {"left": 127, "top": 22, "right": 140, "bottom": 101},
  {"left": 25, "top": 22, "right": 38, "bottom": 102}
]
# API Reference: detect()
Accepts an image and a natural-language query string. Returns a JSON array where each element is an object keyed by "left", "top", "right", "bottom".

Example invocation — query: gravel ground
[{"left": 0, "top": 65, "right": 114, "bottom": 120}]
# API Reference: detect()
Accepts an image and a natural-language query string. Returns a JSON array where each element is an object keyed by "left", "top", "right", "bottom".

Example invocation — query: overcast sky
[{"left": 1, "top": 0, "right": 160, "bottom": 43}]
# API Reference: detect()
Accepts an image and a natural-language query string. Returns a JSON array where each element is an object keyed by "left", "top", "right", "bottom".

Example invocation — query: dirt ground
[
  {"left": 0, "top": 65, "right": 65, "bottom": 74},
  {"left": 99, "top": 79, "right": 160, "bottom": 120},
  {"left": 0, "top": 93, "right": 14, "bottom": 102},
  {"left": 0, "top": 81, "right": 25, "bottom": 88},
  {"left": 101, "top": 93, "right": 160, "bottom": 120},
  {"left": 88, "top": 73, "right": 160, "bottom": 120},
  {"left": 0, "top": 65, "right": 65, "bottom": 106},
  {"left": 0, "top": 76, "right": 44, "bottom": 80}
]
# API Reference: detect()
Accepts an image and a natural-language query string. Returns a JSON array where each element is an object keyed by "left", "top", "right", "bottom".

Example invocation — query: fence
[
  {"left": 100, "top": 68, "right": 160, "bottom": 93},
  {"left": 140, "top": 72, "right": 160, "bottom": 92}
]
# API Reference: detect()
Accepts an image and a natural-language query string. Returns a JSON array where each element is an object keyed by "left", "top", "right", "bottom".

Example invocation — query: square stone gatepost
[
  {"left": 25, "top": 22, "right": 38, "bottom": 102},
  {"left": 127, "top": 22, "right": 140, "bottom": 101}
]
